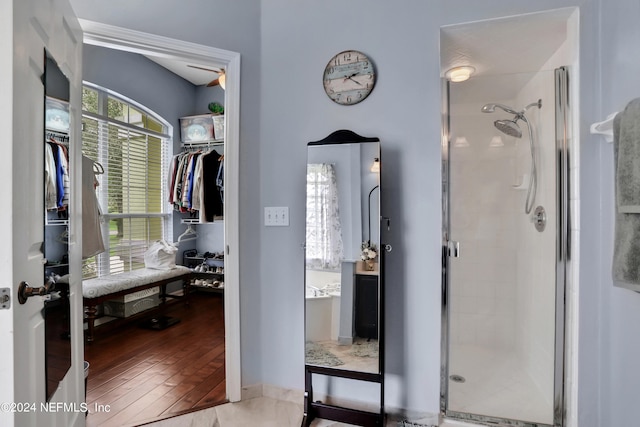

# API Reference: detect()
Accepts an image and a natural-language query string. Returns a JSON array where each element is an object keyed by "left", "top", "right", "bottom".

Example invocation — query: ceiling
[
  {"left": 441, "top": 8, "right": 574, "bottom": 102},
  {"left": 147, "top": 9, "right": 573, "bottom": 90},
  {"left": 145, "top": 55, "right": 222, "bottom": 86}
]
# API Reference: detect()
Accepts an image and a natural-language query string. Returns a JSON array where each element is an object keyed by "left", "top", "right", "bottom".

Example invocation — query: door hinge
[
  {"left": 448, "top": 241, "right": 460, "bottom": 258},
  {"left": 0, "top": 288, "right": 10, "bottom": 309}
]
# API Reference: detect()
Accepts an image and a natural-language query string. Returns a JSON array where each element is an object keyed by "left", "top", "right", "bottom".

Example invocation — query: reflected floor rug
[
  {"left": 305, "top": 342, "right": 344, "bottom": 367},
  {"left": 351, "top": 340, "right": 379, "bottom": 358}
]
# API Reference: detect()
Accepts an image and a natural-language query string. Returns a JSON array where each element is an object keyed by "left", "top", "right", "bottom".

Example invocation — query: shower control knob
[{"left": 533, "top": 206, "right": 547, "bottom": 232}]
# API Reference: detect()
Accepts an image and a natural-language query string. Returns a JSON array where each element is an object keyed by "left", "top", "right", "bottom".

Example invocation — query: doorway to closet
[{"left": 79, "top": 19, "right": 241, "bottom": 425}]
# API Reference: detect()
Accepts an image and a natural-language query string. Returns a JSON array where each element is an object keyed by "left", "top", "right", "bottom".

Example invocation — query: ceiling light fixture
[
  {"left": 218, "top": 72, "right": 226, "bottom": 90},
  {"left": 445, "top": 66, "right": 475, "bottom": 83}
]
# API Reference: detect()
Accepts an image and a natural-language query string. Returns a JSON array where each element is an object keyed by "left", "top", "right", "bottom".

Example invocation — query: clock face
[{"left": 323, "top": 50, "right": 376, "bottom": 105}]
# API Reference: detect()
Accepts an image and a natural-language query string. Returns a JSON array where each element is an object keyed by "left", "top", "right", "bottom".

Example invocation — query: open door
[{"left": 0, "top": 0, "right": 84, "bottom": 426}]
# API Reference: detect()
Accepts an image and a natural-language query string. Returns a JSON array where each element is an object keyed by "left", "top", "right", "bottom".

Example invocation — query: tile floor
[
  {"left": 138, "top": 342, "right": 554, "bottom": 427},
  {"left": 447, "top": 344, "right": 552, "bottom": 424},
  {"left": 140, "top": 396, "right": 486, "bottom": 427}
]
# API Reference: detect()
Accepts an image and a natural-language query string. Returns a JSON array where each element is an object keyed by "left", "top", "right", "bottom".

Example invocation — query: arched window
[{"left": 82, "top": 83, "right": 172, "bottom": 279}]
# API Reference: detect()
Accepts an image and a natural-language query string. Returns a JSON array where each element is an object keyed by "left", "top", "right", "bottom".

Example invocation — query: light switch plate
[{"left": 264, "top": 206, "right": 289, "bottom": 226}]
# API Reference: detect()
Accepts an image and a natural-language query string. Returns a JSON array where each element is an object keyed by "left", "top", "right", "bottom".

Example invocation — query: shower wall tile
[{"left": 515, "top": 66, "right": 557, "bottom": 401}]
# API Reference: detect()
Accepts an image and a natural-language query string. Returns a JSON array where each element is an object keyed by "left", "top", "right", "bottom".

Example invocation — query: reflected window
[
  {"left": 305, "top": 163, "right": 343, "bottom": 270},
  {"left": 82, "top": 83, "right": 172, "bottom": 279}
]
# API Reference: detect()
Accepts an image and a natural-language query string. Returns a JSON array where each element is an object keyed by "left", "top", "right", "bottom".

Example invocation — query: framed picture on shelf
[
  {"left": 180, "top": 114, "right": 215, "bottom": 143},
  {"left": 212, "top": 115, "right": 225, "bottom": 140},
  {"left": 45, "top": 97, "right": 70, "bottom": 132}
]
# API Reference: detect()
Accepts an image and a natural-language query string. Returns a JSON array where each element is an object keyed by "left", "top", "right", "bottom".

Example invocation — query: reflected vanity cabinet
[{"left": 355, "top": 271, "right": 379, "bottom": 340}]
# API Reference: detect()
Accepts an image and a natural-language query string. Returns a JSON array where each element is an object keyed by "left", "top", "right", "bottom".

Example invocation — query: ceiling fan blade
[
  {"left": 187, "top": 64, "right": 221, "bottom": 73},
  {"left": 207, "top": 78, "right": 220, "bottom": 87}
]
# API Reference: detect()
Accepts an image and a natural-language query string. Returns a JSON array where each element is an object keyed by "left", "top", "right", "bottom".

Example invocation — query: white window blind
[{"left": 82, "top": 93, "right": 171, "bottom": 279}]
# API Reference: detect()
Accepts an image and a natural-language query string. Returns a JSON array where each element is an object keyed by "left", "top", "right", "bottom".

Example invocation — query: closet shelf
[
  {"left": 46, "top": 218, "right": 69, "bottom": 226},
  {"left": 181, "top": 139, "right": 224, "bottom": 149},
  {"left": 180, "top": 216, "right": 224, "bottom": 224},
  {"left": 181, "top": 218, "right": 200, "bottom": 224}
]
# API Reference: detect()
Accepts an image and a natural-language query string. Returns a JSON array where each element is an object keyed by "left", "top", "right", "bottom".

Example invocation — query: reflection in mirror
[
  {"left": 304, "top": 140, "right": 381, "bottom": 374},
  {"left": 43, "top": 49, "right": 72, "bottom": 401}
]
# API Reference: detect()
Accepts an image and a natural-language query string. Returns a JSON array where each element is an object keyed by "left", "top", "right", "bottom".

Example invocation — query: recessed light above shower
[{"left": 445, "top": 66, "right": 475, "bottom": 82}]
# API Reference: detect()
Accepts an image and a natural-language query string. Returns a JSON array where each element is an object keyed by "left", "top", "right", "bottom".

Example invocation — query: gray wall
[
  {"left": 260, "top": 0, "right": 599, "bottom": 417},
  {"left": 597, "top": 1, "right": 640, "bottom": 426},
  {"left": 70, "top": 0, "right": 634, "bottom": 424},
  {"left": 83, "top": 44, "right": 196, "bottom": 144}
]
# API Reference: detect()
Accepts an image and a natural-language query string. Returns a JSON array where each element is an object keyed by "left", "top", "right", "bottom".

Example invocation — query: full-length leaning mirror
[
  {"left": 43, "top": 49, "right": 72, "bottom": 401},
  {"left": 303, "top": 130, "right": 385, "bottom": 426}
]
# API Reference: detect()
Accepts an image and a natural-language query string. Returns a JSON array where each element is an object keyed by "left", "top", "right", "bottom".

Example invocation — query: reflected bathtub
[{"left": 305, "top": 284, "right": 341, "bottom": 342}]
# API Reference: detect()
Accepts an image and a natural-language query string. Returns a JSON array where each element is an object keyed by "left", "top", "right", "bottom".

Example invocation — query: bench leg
[
  {"left": 85, "top": 305, "right": 97, "bottom": 343},
  {"left": 160, "top": 284, "right": 168, "bottom": 305},
  {"left": 183, "top": 278, "right": 190, "bottom": 306}
]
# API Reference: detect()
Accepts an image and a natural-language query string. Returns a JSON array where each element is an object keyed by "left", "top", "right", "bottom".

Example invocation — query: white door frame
[{"left": 79, "top": 19, "right": 242, "bottom": 402}]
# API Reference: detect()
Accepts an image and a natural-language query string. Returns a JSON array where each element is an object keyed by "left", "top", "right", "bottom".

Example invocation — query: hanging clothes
[
  {"left": 168, "top": 147, "right": 224, "bottom": 222},
  {"left": 45, "top": 143, "right": 58, "bottom": 210},
  {"left": 201, "top": 150, "right": 223, "bottom": 222},
  {"left": 58, "top": 144, "right": 70, "bottom": 209},
  {"left": 216, "top": 155, "right": 224, "bottom": 204},
  {"left": 45, "top": 139, "right": 70, "bottom": 212},
  {"left": 82, "top": 155, "right": 105, "bottom": 259}
]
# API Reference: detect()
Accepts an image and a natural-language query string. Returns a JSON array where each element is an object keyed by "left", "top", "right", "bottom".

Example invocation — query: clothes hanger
[
  {"left": 93, "top": 161, "right": 104, "bottom": 175},
  {"left": 176, "top": 225, "right": 198, "bottom": 243},
  {"left": 55, "top": 228, "right": 69, "bottom": 244}
]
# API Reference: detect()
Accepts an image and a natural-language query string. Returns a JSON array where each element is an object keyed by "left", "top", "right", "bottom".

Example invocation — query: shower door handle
[{"left": 448, "top": 241, "right": 460, "bottom": 258}]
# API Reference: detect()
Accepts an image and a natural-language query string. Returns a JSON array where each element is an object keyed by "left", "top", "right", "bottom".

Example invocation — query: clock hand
[{"left": 343, "top": 72, "right": 363, "bottom": 85}]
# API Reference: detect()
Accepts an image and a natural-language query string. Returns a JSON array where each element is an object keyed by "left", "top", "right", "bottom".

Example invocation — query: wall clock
[{"left": 323, "top": 50, "right": 376, "bottom": 105}]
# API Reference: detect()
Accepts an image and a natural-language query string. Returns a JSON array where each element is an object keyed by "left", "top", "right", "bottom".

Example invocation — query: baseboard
[
  {"left": 240, "top": 384, "right": 264, "bottom": 401},
  {"left": 240, "top": 383, "right": 304, "bottom": 406},
  {"left": 240, "top": 383, "right": 440, "bottom": 425}
]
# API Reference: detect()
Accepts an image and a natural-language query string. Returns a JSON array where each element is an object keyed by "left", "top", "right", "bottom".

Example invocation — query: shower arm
[{"left": 522, "top": 99, "right": 543, "bottom": 114}]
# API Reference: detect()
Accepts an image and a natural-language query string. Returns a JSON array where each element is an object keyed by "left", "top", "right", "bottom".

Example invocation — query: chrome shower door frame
[{"left": 439, "top": 66, "right": 571, "bottom": 427}]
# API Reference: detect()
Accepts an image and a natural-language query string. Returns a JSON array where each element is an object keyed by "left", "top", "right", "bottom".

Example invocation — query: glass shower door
[{"left": 443, "top": 69, "right": 564, "bottom": 426}]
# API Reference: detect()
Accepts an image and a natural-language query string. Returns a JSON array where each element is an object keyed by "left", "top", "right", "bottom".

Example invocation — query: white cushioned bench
[{"left": 83, "top": 266, "right": 191, "bottom": 342}]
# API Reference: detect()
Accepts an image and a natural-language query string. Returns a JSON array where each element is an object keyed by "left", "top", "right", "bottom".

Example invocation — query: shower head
[
  {"left": 481, "top": 103, "right": 519, "bottom": 115},
  {"left": 494, "top": 119, "right": 522, "bottom": 138}
]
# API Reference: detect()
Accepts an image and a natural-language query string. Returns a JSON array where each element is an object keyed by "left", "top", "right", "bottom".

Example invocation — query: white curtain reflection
[{"left": 306, "top": 163, "right": 343, "bottom": 270}]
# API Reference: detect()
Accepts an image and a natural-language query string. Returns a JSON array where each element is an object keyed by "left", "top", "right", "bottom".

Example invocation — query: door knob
[{"left": 17, "top": 280, "right": 54, "bottom": 304}]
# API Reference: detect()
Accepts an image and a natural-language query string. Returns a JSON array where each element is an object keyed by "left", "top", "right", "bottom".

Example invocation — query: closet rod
[
  {"left": 182, "top": 139, "right": 223, "bottom": 146},
  {"left": 46, "top": 129, "right": 70, "bottom": 143}
]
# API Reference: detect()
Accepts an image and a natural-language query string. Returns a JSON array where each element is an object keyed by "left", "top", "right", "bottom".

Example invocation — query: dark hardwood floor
[{"left": 84, "top": 291, "right": 226, "bottom": 427}]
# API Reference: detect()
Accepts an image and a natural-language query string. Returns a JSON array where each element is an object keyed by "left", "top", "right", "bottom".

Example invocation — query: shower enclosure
[{"left": 441, "top": 65, "right": 570, "bottom": 426}]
